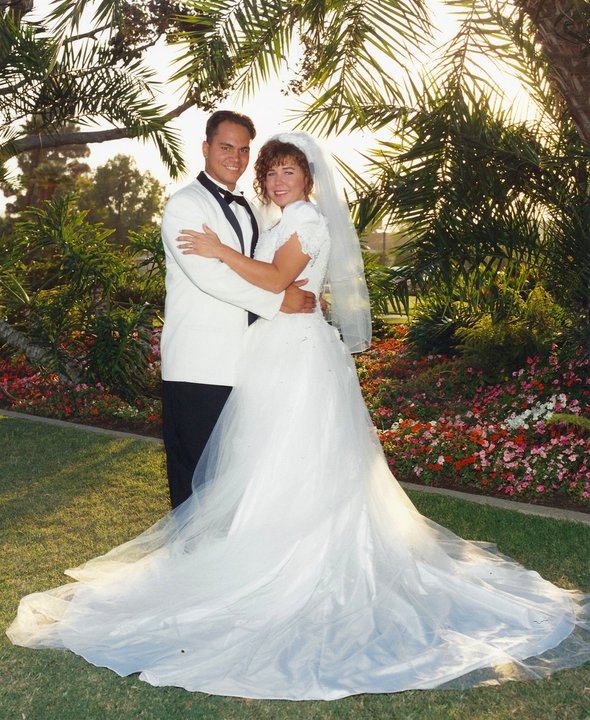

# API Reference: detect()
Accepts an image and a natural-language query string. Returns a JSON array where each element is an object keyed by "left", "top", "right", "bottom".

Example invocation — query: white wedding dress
[{"left": 7, "top": 201, "right": 590, "bottom": 700}]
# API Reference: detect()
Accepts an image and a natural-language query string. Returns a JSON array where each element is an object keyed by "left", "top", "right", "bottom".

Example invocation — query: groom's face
[{"left": 203, "top": 121, "right": 252, "bottom": 191}]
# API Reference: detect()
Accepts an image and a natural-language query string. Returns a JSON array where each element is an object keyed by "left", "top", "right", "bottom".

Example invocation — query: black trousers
[{"left": 162, "top": 380, "right": 232, "bottom": 508}]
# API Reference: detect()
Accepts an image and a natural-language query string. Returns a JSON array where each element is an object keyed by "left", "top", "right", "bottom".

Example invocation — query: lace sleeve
[{"left": 275, "top": 201, "right": 328, "bottom": 262}]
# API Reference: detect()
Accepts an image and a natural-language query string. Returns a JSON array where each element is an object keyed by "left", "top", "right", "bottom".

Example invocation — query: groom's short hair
[{"left": 206, "top": 111, "right": 256, "bottom": 142}]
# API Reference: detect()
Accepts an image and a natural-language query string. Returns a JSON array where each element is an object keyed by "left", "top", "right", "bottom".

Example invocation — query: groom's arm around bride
[{"left": 160, "top": 110, "right": 315, "bottom": 508}]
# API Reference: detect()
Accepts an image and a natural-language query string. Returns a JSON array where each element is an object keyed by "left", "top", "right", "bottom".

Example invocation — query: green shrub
[
  {"left": 0, "top": 196, "right": 164, "bottom": 399},
  {"left": 456, "top": 285, "right": 568, "bottom": 374},
  {"left": 406, "top": 297, "right": 469, "bottom": 356},
  {"left": 456, "top": 316, "right": 543, "bottom": 374}
]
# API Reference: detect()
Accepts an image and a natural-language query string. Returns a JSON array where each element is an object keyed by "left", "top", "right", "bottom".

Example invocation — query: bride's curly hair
[{"left": 254, "top": 140, "right": 314, "bottom": 203}]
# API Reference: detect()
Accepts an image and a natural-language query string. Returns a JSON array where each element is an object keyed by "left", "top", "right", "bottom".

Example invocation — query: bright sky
[
  {"left": 3, "top": 0, "right": 535, "bottom": 207},
  {"left": 79, "top": 1, "right": 535, "bottom": 199},
  {"left": 74, "top": 39, "right": 381, "bottom": 199}
]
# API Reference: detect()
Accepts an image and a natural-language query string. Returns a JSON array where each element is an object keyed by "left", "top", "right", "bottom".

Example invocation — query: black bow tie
[{"left": 222, "top": 190, "right": 250, "bottom": 208}]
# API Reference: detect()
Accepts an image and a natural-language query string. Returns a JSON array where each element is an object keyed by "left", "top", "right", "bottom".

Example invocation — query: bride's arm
[{"left": 177, "top": 225, "right": 310, "bottom": 294}]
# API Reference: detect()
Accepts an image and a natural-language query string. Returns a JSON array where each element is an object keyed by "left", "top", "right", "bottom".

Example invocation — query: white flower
[{"left": 502, "top": 394, "right": 566, "bottom": 431}]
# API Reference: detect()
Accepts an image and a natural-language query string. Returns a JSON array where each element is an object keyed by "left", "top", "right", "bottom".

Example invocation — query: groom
[{"left": 160, "top": 110, "right": 316, "bottom": 508}]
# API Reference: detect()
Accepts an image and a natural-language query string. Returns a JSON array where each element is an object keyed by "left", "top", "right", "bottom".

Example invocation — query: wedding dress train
[{"left": 7, "top": 202, "right": 590, "bottom": 699}]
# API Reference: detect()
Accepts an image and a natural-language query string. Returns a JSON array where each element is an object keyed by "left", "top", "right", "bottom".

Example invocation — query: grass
[{"left": 1, "top": 415, "right": 589, "bottom": 720}]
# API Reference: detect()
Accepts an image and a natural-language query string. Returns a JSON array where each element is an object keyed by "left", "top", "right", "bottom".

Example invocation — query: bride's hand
[{"left": 177, "top": 225, "right": 223, "bottom": 259}]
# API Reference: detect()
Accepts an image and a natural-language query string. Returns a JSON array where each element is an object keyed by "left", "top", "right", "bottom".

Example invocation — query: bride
[{"left": 7, "top": 133, "right": 590, "bottom": 700}]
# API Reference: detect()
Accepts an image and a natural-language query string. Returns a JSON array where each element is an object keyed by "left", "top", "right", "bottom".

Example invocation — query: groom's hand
[{"left": 280, "top": 280, "right": 316, "bottom": 314}]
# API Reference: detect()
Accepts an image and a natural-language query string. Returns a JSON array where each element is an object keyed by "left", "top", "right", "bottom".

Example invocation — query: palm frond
[
  {"left": 48, "top": 0, "right": 120, "bottom": 36},
  {"left": 16, "top": 195, "right": 124, "bottom": 296},
  {"left": 174, "top": 0, "right": 431, "bottom": 134},
  {"left": 0, "top": 15, "right": 56, "bottom": 123},
  {"left": 0, "top": 11, "right": 186, "bottom": 176}
]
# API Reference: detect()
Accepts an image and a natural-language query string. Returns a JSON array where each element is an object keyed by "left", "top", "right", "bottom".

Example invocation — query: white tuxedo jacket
[{"left": 160, "top": 178, "right": 283, "bottom": 386}]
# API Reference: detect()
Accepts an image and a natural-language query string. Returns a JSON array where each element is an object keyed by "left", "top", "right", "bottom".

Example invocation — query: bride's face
[{"left": 265, "top": 159, "right": 307, "bottom": 208}]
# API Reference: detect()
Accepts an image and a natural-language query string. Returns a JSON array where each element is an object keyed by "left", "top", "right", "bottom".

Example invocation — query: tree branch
[
  {"left": 0, "top": 318, "right": 80, "bottom": 383},
  {"left": 65, "top": 23, "right": 115, "bottom": 42},
  {"left": 0, "top": 0, "right": 33, "bottom": 21},
  {"left": 3, "top": 100, "right": 197, "bottom": 156},
  {"left": 122, "top": 35, "right": 163, "bottom": 57},
  {"left": 162, "top": 99, "right": 196, "bottom": 120}
]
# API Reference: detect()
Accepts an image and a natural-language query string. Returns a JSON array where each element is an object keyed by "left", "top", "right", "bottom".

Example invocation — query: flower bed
[
  {"left": 2, "top": 326, "right": 589, "bottom": 508},
  {"left": 0, "top": 349, "right": 162, "bottom": 437},
  {"left": 357, "top": 327, "right": 590, "bottom": 508}
]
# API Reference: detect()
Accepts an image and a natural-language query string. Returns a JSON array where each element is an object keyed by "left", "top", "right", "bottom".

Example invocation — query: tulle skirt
[{"left": 7, "top": 311, "right": 590, "bottom": 699}]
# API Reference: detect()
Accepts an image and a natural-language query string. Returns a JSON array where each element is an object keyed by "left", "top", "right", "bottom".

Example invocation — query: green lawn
[{"left": 1, "top": 414, "right": 589, "bottom": 720}]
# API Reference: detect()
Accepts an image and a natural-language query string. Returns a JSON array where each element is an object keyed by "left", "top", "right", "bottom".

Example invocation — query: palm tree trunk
[
  {"left": 516, "top": 0, "right": 590, "bottom": 144},
  {"left": 0, "top": 319, "right": 81, "bottom": 383},
  {"left": 0, "top": 0, "right": 33, "bottom": 22}
]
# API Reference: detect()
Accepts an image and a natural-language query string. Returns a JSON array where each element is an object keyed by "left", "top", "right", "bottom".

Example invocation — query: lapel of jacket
[
  {"left": 197, "top": 172, "right": 258, "bottom": 257},
  {"left": 247, "top": 204, "right": 259, "bottom": 259}
]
